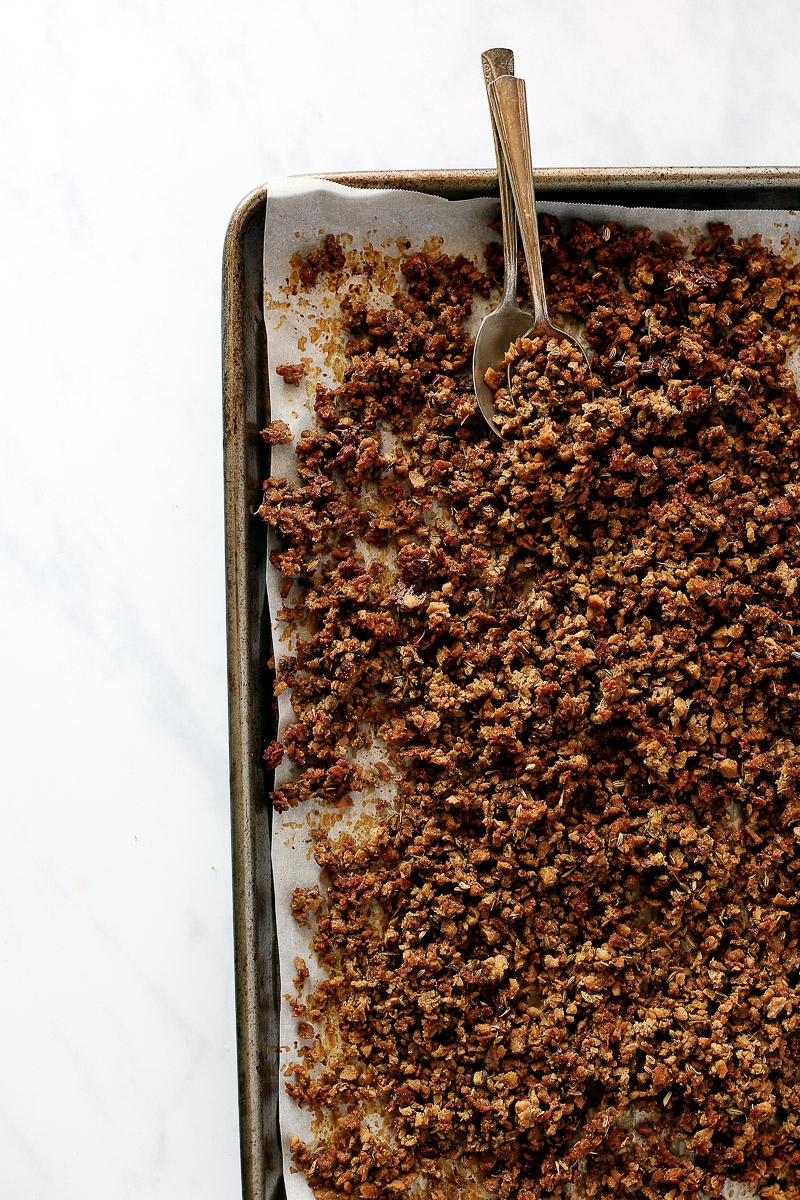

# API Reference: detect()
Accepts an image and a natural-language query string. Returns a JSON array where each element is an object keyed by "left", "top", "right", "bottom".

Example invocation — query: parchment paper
[{"left": 263, "top": 175, "right": 800, "bottom": 1199}]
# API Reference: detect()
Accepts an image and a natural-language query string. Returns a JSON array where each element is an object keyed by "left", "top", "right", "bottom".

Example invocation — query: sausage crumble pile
[{"left": 261, "top": 216, "right": 800, "bottom": 1200}]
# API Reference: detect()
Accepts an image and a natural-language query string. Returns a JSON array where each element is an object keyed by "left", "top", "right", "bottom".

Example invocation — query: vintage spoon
[
  {"left": 472, "top": 48, "right": 533, "bottom": 440},
  {"left": 484, "top": 71, "right": 591, "bottom": 430}
]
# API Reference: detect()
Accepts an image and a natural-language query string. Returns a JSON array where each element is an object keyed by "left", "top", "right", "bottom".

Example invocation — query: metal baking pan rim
[{"left": 223, "top": 165, "right": 800, "bottom": 1200}]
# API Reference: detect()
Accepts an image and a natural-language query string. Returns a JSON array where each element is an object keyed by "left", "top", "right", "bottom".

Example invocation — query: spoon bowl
[{"left": 473, "top": 303, "right": 535, "bottom": 436}]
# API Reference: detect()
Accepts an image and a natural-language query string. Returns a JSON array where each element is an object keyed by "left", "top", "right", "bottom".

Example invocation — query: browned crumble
[
  {"left": 275, "top": 363, "right": 307, "bottom": 388},
  {"left": 485, "top": 335, "right": 595, "bottom": 441},
  {"left": 260, "top": 220, "right": 800, "bottom": 1200},
  {"left": 293, "top": 955, "right": 311, "bottom": 992},
  {"left": 298, "top": 232, "right": 346, "bottom": 288},
  {"left": 262, "top": 418, "right": 295, "bottom": 445}
]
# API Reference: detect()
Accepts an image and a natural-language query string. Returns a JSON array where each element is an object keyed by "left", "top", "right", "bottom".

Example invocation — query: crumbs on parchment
[{"left": 261, "top": 223, "right": 800, "bottom": 1200}]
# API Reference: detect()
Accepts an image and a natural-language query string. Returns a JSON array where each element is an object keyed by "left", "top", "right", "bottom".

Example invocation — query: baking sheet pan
[{"left": 222, "top": 167, "right": 800, "bottom": 1200}]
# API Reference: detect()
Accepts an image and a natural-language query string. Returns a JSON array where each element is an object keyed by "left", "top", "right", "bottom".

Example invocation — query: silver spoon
[
  {"left": 472, "top": 48, "right": 533, "bottom": 440},
  {"left": 481, "top": 70, "right": 591, "bottom": 436}
]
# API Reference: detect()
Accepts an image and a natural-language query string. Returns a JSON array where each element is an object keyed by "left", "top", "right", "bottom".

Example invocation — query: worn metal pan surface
[{"left": 222, "top": 167, "right": 800, "bottom": 1200}]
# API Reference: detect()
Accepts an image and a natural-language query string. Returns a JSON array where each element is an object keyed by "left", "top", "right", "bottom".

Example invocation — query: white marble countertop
[{"left": 2, "top": 0, "right": 800, "bottom": 1195}]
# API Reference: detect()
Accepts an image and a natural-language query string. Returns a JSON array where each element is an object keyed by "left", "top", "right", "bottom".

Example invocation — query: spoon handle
[
  {"left": 481, "top": 49, "right": 517, "bottom": 309},
  {"left": 487, "top": 74, "right": 548, "bottom": 327}
]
